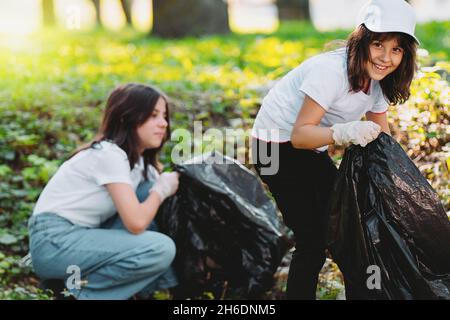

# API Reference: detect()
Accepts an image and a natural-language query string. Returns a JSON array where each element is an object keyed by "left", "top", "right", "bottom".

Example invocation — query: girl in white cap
[{"left": 252, "top": 0, "right": 419, "bottom": 299}]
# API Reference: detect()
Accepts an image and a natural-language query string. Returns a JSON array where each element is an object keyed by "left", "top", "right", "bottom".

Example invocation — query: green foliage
[
  {"left": 0, "top": 287, "right": 53, "bottom": 300},
  {"left": 150, "top": 290, "right": 172, "bottom": 300},
  {"left": 0, "top": 21, "right": 448, "bottom": 299},
  {"left": 0, "top": 251, "right": 53, "bottom": 299},
  {"left": 414, "top": 21, "right": 450, "bottom": 62}
]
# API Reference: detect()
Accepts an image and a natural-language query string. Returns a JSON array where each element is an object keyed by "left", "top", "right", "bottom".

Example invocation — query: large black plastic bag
[
  {"left": 156, "top": 152, "right": 290, "bottom": 298},
  {"left": 327, "top": 132, "right": 450, "bottom": 299}
]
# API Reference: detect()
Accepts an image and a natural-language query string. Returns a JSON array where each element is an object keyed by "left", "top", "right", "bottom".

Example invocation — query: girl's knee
[
  {"left": 140, "top": 232, "right": 176, "bottom": 270},
  {"left": 156, "top": 234, "right": 176, "bottom": 267}
]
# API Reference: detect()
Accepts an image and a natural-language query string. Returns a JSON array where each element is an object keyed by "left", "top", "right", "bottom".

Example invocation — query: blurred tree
[
  {"left": 91, "top": 0, "right": 133, "bottom": 27},
  {"left": 152, "top": 0, "right": 230, "bottom": 38},
  {"left": 91, "top": 0, "right": 102, "bottom": 26},
  {"left": 42, "top": 0, "right": 56, "bottom": 27},
  {"left": 277, "top": 0, "right": 310, "bottom": 21},
  {"left": 120, "top": 0, "right": 133, "bottom": 26}
]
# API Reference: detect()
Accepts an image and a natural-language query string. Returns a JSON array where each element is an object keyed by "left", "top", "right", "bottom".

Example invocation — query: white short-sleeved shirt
[
  {"left": 32, "top": 141, "right": 159, "bottom": 228},
  {"left": 252, "top": 48, "right": 389, "bottom": 150}
]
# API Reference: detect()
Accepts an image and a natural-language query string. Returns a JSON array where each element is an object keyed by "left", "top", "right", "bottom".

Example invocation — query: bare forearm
[
  {"left": 107, "top": 183, "right": 170, "bottom": 235},
  {"left": 135, "top": 191, "right": 162, "bottom": 230},
  {"left": 291, "top": 124, "right": 334, "bottom": 149}
]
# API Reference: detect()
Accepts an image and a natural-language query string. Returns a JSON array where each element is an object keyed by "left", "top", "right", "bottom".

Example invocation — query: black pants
[{"left": 252, "top": 138, "right": 338, "bottom": 299}]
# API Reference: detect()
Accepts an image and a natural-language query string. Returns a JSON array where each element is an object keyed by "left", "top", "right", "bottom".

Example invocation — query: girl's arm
[
  {"left": 106, "top": 183, "right": 163, "bottom": 235},
  {"left": 291, "top": 95, "right": 334, "bottom": 149},
  {"left": 365, "top": 111, "right": 391, "bottom": 135}
]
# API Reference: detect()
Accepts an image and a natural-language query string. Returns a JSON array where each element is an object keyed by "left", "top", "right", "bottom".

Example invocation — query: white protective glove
[
  {"left": 150, "top": 172, "right": 180, "bottom": 202},
  {"left": 331, "top": 120, "right": 381, "bottom": 147}
]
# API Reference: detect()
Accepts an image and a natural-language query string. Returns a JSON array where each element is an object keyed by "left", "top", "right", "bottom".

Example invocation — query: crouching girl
[{"left": 28, "top": 83, "right": 179, "bottom": 299}]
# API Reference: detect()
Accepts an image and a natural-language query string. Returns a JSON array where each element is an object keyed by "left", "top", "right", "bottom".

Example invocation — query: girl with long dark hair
[
  {"left": 252, "top": 0, "right": 419, "bottom": 299},
  {"left": 28, "top": 83, "right": 179, "bottom": 299}
]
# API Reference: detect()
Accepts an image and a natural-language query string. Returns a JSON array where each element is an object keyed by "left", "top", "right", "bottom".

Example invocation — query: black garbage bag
[
  {"left": 327, "top": 132, "right": 450, "bottom": 300},
  {"left": 156, "top": 152, "right": 291, "bottom": 299}
]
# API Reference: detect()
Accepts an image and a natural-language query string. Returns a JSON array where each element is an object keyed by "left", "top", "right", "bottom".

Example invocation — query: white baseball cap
[{"left": 357, "top": 0, "right": 420, "bottom": 44}]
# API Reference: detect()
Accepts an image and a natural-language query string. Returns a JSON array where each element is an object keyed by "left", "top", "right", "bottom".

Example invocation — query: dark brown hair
[
  {"left": 346, "top": 24, "right": 418, "bottom": 105},
  {"left": 72, "top": 83, "right": 170, "bottom": 180}
]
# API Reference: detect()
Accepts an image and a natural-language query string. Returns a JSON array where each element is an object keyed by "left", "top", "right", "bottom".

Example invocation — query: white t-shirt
[
  {"left": 251, "top": 48, "right": 389, "bottom": 150},
  {"left": 32, "top": 141, "right": 160, "bottom": 228}
]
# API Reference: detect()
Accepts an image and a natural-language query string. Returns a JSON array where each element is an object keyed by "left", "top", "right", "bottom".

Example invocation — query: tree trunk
[
  {"left": 152, "top": 0, "right": 230, "bottom": 38},
  {"left": 277, "top": 0, "right": 310, "bottom": 21},
  {"left": 120, "top": 0, "right": 133, "bottom": 25},
  {"left": 91, "top": 0, "right": 102, "bottom": 26},
  {"left": 42, "top": 0, "right": 56, "bottom": 27}
]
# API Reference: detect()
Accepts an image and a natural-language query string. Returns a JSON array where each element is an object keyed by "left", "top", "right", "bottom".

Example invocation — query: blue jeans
[{"left": 28, "top": 181, "right": 178, "bottom": 300}]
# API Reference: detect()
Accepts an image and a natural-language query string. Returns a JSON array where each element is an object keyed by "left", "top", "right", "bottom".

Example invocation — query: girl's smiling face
[
  {"left": 365, "top": 37, "right": 404, "bottom": 81},
  {"left": 136, "top": 97, "right": 168, "bottom": 153}
]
